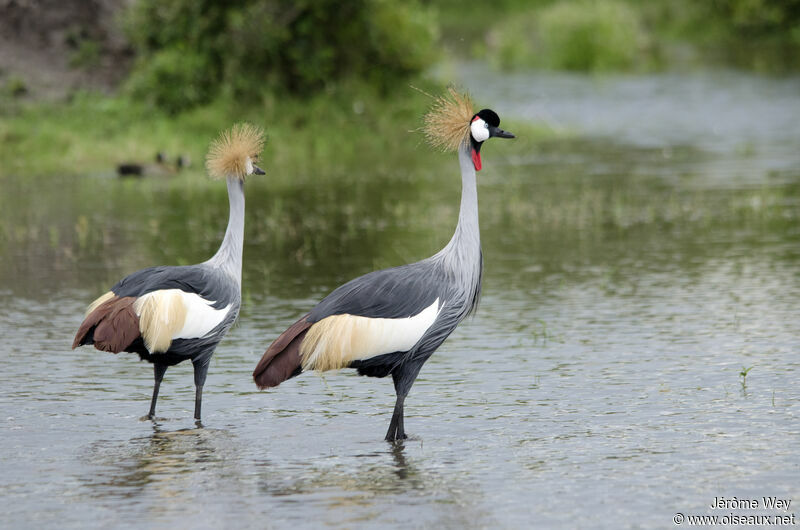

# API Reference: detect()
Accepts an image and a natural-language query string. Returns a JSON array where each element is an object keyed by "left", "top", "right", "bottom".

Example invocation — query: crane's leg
[
  {"left": 147, "top": 363, "right": 168, "bottom": 419},
  {"left": 192, "top": 357, "right": 211, "bottom": 424},
  {"left": 194, "top": 386, "right": 203, "bottom": 423},
  {"left": 385, "top": 363, "right": 423, "bottom": 442},
  {"left": 385, "top": 394, "right": 406, "bottom": 442}
]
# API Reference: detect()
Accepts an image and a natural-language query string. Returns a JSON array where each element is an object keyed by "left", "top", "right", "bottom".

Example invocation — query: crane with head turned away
[
  {"left": 73, "top": 123, "right": 265, "bottom": 423},
  {"left": 253, "top": 89, "right": 515, "bottom": 441}
]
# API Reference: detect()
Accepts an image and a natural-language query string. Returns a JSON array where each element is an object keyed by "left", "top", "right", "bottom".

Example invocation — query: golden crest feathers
[
  {"left": 422, "top": 87, "right": 475, "bottom": 152},
  {"left": 206, "top": 122, "right": 265, "bottom": 180}
]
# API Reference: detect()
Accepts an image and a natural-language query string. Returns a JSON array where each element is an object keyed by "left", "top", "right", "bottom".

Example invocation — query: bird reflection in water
[
  {"left": 258, "top": 440, "right": 427, "bottom": 500},
  {"left": 255, "top": 440, "right": 488, "bottom": 527},
  {"left": 81, "top": 423, "right": 235, "bottom": 501}
]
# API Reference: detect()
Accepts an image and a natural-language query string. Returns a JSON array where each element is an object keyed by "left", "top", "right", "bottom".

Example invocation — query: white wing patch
[
  {"left": 134, "top": 289, "right": 231, "bottom": 353},
  {"left": 175, "top": 292, "right": 232, "bottom": 340},
  {"left": 301, "top": 299, "right": 442, "bottom": 372}
]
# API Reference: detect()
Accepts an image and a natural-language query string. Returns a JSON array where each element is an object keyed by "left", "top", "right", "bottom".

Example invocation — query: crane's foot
[
  {"left": 385, "top": 393, "right": 408, "bottom": 442},
  {"left": 384, "top": 421, "right": 408, "bottom": 442}
]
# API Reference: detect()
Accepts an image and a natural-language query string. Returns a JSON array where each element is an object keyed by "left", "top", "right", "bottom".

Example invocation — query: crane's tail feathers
[
  {"left": 253, "top": 315, "right": 312, "bottom": 389},
  {"left": 72, "top": 295, "right": 141, "bottom": 353}
]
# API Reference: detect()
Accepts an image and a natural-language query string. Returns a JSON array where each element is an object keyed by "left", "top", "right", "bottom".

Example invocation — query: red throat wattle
[{"left": 471, "top": 148, "right": 482, "bottom": 171}]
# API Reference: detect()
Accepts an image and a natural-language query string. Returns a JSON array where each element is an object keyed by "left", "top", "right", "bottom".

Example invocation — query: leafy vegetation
[
  {"left": 3, "top": 76, "right": 28, "bottom": 98},
  {"left": 1, "top": 0, "right": 797, "bottom": 180},
  {"left": 65, "top": 26, "right": 102, "bottom": 69},
  {"left": 0, "top": 82, "right": 549, "bottom": 179},
  {"left": 464, "top": 0, "right": 800, "bottom": 73},
  {"left": 660, "top": 0, "right": 800, "bottom": 71},
  {"left": 123, "top": 0, "right": 438, "bottom": 114},
  {"left": 487, "top": 0, "right": 654, "bottom": 72}
]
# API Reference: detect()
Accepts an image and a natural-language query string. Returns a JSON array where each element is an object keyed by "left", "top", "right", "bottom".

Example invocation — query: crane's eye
[{"left": 484, "top": 122, "right": 489, "bottom": 129}]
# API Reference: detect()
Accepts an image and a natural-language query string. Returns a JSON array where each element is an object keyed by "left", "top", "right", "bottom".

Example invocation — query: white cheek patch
[
  {"left": 245, "top": 157, "right": 254, "bottom": 175},
  {"left": 471, "top": 118, "right": 490, "bottom": 143}
]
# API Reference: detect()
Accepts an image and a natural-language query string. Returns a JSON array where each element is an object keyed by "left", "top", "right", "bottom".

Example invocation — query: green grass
[
  {"left": 0, "top": 81, "right": 552, "bottom": 180},
  {"left": 436, "top": 0, "right": 800, "bottom": 73},
  {"left": 488, "top": 0, "right": 656, "bottom": 72}
]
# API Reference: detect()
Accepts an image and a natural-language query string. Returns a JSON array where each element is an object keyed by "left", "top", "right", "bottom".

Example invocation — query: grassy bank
[
  {"left": 0, "top": 82, "right": 549, "bottom": 180},
  {"left": 436, "top": 0, "right": 800, "bottom": 73}
]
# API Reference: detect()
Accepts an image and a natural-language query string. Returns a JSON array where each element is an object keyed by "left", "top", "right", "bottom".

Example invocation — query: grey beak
[
  {"left": 493, "top": 127, "right": 515, "bottom": 139},
  {"left": 253, "top": 164, "right": 265, "bottom": 175}
]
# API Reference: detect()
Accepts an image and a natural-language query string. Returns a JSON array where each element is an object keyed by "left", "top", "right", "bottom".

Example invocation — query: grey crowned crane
[
  {"left": 253, "top": 89, "right": 514, "bottom": 441},
  {"left": 73, "top": 123, "right": 265, "bottom": 422}
]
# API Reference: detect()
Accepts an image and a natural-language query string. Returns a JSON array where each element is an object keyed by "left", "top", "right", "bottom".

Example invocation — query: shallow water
[{"left": 2, "top": 66, "right": 800, "bottom": 528}]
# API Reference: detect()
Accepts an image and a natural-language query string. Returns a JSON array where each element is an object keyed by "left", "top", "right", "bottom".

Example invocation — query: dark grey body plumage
[
  {"left": 109, "top": 264, "right": 240, "bottom": 371},
  {"left": 337, "top": 255, "right": 483, "bottom": 385}
]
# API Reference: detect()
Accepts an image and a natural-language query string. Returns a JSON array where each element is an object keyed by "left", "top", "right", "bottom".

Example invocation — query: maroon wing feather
[
  {"left": 72, "top": 296, "right": 141, "bottom": 353},
  {"left": 253, "top": 314, "right": 312, "bottom": 389}
]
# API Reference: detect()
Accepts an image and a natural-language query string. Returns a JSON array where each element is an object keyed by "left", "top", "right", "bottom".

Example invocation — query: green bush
[
  {"left": 674, "top": 0, "right": 800, "bottom": 71},
  {"left": 123, "top": 0, "right": 437, "bottom": 113},
  {"left": 710, "top": 0, "right": 800, "bottom": 38},
  {"left": 4, "top": 75, "right": 28, "bottom": 98},
  {"left": 489, "top": 0, "right": 653, "bottom": 72},
  {"left": 126, "top": 49, "right": 214, "bottom": 113}
]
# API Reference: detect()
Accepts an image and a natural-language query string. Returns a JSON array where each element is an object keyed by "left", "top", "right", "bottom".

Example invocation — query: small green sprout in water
[
  {"left": 530, "top": 319, "right": 565, "bottom": 344},
  {"left": 530, "top": 319, "right": 551, "bottom": 343},
  {"left": 739, "top": 365, "right": 753, "bottom": 390}
]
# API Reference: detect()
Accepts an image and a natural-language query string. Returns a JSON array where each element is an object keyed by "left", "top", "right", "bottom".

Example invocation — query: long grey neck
[
  {"left": 206, "top": 178, "right": 245, "bottom": 285},
  {"left": 431, "top": 144, "right": 481, "bottom": 273}
]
